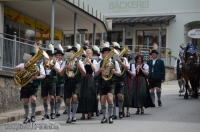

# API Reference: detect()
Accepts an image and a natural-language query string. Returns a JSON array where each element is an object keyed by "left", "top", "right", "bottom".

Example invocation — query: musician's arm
[
  {"left": 95, "top": 61, "right": 101, "bottom": 76},
  {"left": 113, "top": 61, "right": 121, "bottom": 76},
  {"left": 78, "top": 61, "right": 86, "bottom": 76},
  {"left": 90, "top": 59, "right": 97, "bottom": 72},
  {"left": 117, "top": 58, "right": 129, "bottom": 70},
  {"left": 14, "top": 63, "right": 24, "bottom": 72},
  {"left": 59, "top": 62, "right": 66, "bottom": 77},
  {"left": 52, "top": 62, "right": 60, "bottom": 73}
]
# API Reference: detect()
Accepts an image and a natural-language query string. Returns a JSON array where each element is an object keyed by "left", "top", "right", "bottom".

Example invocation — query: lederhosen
[
  {"left": 64, "top": 60, "right": 81, "bottom": 99},
  {"left": 176, "top": 59, "right": 182, "bottom": 80},
  {"left": 96, "top": 60, "right": 117, "bottom": 95},
  {"left": 41, "top": 61, "right": 57, "bottom": 98},
  {"left": 148, "top": 60, "right": 162, "bottom": 89},
  {"left": 56, "top": 61, "right": 64, "bottom": 97},
  {"left": 115, "top": 58, "right": 126, "bottom": 95},
  {"left": 77, "top": 60, "right": 97, "bottom": 113},
  {"left": 20, "top": 64, "right": 41, "bottom": 100},
  {"left": 94, "top": 60, "right": 101, "bottom": 95}
]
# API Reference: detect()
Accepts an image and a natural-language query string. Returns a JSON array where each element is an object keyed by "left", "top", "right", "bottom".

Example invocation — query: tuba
[
  {"left": 118, "top": 46, "right": 130, "bottom": 75},
  {"left": 101, "top": 48, "right": 118, "bottom": 81},
  {"left": 14, "top": 47, "right": 49, "bottom": 87},
  {"left": 66, "top": 47, "right": 85, "bottom": 78}
]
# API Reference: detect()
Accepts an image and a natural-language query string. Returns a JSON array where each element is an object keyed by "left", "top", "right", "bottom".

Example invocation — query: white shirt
[
  {"left": 174, "top": 59, "right": 182, "bottom": 68},
  {"left": 122, "top": 57, "right": 129, "bottom": 69},
  {"left": 41, "top": 61, "right": 60, "bottom": 75},
  {"left": 152, "top": 58, "right": 157, "bottom": 65},
  {"left": 95, "top": 59, "right": 121, "bottom": 73},
  {"left": 16, "top": 63, "right": 45, "bottom": 76},
  {"left": 61, "top": 59, "right": 86, "bottom": 72},
  {"left": 129, "top": 63, "right": 136, "bottom": 74}
]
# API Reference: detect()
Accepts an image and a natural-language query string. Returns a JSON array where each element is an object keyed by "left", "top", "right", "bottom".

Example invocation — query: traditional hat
[
  {"left": 46, "top": 43, "right": 54, "bottom": 55},
  {"left": 66, "top": 45, "right": 72, "bottom": 52},
  {"left": 69, "top": 43, "right": 81, "bottom": 52},
  {"left": 112, "top": 42, "right": 121, "bottom": 51},
  {"left": 150, "top": 43, "right": 159, "bottom": 55},
  {"left": 54, "top": 44, "right": 64, "bottom": 55},
  {"left": 92, "top": 45, "right": 100, "bottom": 56},
  {"left": 101, "top": 42, "right": 111, "bottom": 53}
]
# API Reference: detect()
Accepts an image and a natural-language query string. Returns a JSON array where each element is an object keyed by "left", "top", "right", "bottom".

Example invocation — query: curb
[{"left": 0, "top": 106, "right": 65, "bottom": 124}]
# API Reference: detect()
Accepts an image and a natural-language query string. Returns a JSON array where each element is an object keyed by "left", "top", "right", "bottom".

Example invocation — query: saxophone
[
  {"left": 66, "top": 47, "right": 85, "bottom": 78},
  {"left": 14, "top": 47, "right": 49, "bottom": 87},
  {"left": 101, "top": 48, "right": 118, "bottom": 81},
  {"left": 118, "top": 46, "right": 130, "bottom": 75}
]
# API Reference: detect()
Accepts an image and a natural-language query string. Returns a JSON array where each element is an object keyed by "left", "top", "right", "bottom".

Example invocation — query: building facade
[{"left": 82, "top": 0, "right": 200, "bottom": 58}]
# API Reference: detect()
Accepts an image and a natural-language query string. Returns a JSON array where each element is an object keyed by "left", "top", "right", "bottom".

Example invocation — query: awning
[
  {"left": 107, "top": 15, "right": 175, "bottom": 26},
  {"left": 2, "top": 0, "right": 107, "bottom": 34}
]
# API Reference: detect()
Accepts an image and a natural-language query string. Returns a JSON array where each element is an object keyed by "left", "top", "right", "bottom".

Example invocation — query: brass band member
[
  {"left": 95, "top": 42, "right": 121, "bottom": 124},
  {"left": 63, "top": 45, "right": 72, "bottom": 114},
  {"left": 111, "top": 42, "right": 129, "bottom": 119},
  {"left": 60, "top": 44, "right": 86, "bottom": 123},
  {"left": 78, "top": 49, "right": 98, "bottom": 119},
  {"left": 41, "top": 44, "right": 60, "bottom": 120},
  {"left": 14, "top": 48, "right": 45, "bottom": 124},
  {"left": 54, "top": 44, "right": 65, "bottom": 117}
]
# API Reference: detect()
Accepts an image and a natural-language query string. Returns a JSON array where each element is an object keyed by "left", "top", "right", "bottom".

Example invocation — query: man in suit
[{"left": 147, "top": 50, "right": 165, "bottom": 107}]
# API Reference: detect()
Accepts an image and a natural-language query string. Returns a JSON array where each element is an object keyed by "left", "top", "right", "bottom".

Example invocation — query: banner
[{"left": 4, "top": 7, "right": 63, "bottom": 40}]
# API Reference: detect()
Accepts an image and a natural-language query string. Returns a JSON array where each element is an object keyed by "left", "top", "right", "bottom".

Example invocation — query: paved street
[{"left": 0, "top": 81, "right": 200, "bottom": 132}]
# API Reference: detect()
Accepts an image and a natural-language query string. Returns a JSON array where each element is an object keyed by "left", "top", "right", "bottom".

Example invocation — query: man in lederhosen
[
  {"left": 174, "top": 51, "right": 185, "bottom": 94},
  {"left": 147, "top": 49, "right": 165, "bottom": 107},
  {"left": 14, "top": 49, "right": 45, "bottom": 124},
  {"left": 54, "top": 44, "right": 65, "bottom": 117},
  {"left": 111, "top": 42, "right": 129, "bottom": 119},
  {"left": 60, "top": 44, "right": 86, "bottom": 123},
  {"left": 95, "top": 42, "right": 121, "bottom": 124},
  {"left": 41, "top": 44, "right": 60, "bottom": 120}
]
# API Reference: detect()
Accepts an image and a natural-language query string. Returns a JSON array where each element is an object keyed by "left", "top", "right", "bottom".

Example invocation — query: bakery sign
[{"left": 188, "top": 29, "right": 200, "bottom": 38}]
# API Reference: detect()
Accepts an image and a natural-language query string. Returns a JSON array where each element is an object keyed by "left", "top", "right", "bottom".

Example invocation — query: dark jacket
[{"left": 147, "top": 59, "right": 165, "bottom": 80}]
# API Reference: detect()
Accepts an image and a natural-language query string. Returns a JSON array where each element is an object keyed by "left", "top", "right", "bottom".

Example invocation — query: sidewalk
[
  {"left": 0, "top": 102, "right": 66, "bottom": 124},
  {"left": 0, "top": 80, "right": 178, "bottom": 124}
]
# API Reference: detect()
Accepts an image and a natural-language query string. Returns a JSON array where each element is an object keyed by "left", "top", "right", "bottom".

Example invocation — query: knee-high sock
[
  {"left": 31, "top": 103, "right": 36, "bottom": 116},
  {"left": 150, "top": 92, "right": 155, "bottom": 104},
  {"left": 66, "top": 103, "right": 71, "bottom": 119},
  {"left": 108, "top": 104, "right": 114, "bottom": 117},
  {"left": 24, "top": 105, "right": 29, "bottom": 118},
  {"left": 101, "top": 105, "right": 107, "bottom": 118},
  {"left": 178, "top": 81, "right": 182, "bottom": 89},
  {"left": 156, "top": 91, "right": 161, "bottom": 101},
  {"left": 113, "top": 100, "right": 116, "bottom": 116},
  {"left": 43, "top": 103, "right": 48, "bottom": 115},
  {"left": 72, "top": 101, "right": 79, "bottom": 118},
  {"left": 50, "top": 101, "right": 54, "bottom": 113},
  {"left": 56, "top": 99, "right": 61, "bottom": 113},
  {"left": 118, "top": 99, "right": 123, "bottom": 113}
]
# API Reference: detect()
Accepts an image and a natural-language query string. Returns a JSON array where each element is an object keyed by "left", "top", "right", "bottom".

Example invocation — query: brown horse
[{"left": 182, "top": 47, "right": 200, "bottom": 99}]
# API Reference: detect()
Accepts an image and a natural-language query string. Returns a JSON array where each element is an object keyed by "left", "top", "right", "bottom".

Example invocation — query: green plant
[{"left": 161, "top": 50, "right": 165, "bottom": 54}]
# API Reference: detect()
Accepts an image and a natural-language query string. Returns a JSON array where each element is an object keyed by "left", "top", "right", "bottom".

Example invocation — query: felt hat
[
  {"left": 54, "top": 44, "right": 64, "bottom": 55},
  {"left": 101, "top": 42, "right": 111, "bottom": 53}
]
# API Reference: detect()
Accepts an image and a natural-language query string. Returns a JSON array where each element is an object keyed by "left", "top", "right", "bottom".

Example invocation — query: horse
[{"left": 182, "top": 45, "right": 200, "bottom": 99}]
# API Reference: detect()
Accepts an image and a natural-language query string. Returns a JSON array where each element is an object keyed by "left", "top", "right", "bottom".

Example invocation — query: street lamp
[{"left": 77, "top": 29, "right": 88, "bottom": 43}]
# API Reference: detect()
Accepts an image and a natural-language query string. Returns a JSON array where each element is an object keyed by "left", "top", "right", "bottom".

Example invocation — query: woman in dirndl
[
  {"left": 132, "top": 55, "right": 149, "bottom": 114},
  {"left": 77, "top": 49, "right": 98, "bottom": 119},
  {"left": 122, "top": 54, "right": 135, "bottom": 117}
]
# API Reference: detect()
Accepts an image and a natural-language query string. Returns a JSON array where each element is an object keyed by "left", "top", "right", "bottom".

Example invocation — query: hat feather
[
  {"left": 49, "top": 44, "right": 54, "bottom": 53},
  {"left": 92, "top": 45, "right": 100, "bottom": 53},
  {"left": 103, "top": 42, "right": 110, "bottom": 48},
  {"left": 66, "top": 45, "right": 72, "bottom": 50},
  {"left": 58, "top": 44, "right": 64, "bottom": 53},
  {"left": 33, "top": 43, "right": 39, "bottom": 53},
  {"left": 153, "top": 43, "right": 158, "bottom": 50},
  {"left": 112, "top": 42, "right": 120, "bottom": 48},
  {"left": 76, "top": 43, "right": 81, "bottom": 51}
]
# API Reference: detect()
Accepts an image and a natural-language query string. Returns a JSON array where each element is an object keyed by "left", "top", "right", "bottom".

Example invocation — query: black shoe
[
  {"left": 23, "top": 117, "right": 30, "bottom": 124},
  {"left": 42, "top": 114, "right": 49, "bottom": 120},
  {"left": 63, "top": 110, "right": 67, "bottom": 114},
  {"left": 30, "top": 116, "right": 35, "bottom": 122},
  {"left": 55, "top": 112, "right": 60, "bottom": 117},
  {"left": 119, "top": 112, "right": 123, "bottom": 119},
  {"left": 96, "top": 110, "right": 100, "bottom": 116},
  {"left": 66, "top": 118, "right": 72, "bottom": 123},
  {"left": 91, "top": 113, "right": 94, "bottom": 117},
  {"left": 50, "top": 113, "right": 55, "bottom": 119},
  {"left": 109, "top": 116, "right": 113, "bottom": 124},
  {"left": 101, "top": 117, "right": 107, "bottom": 123},
  {"left": 158, "top": 101, "right": 162, "bottom": 107},
  {"left": 72, "top": 117, "right": 76, "bottom": 122},
  {"left": 111, "top": 115, "right": 117, "bottom": 119}
]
